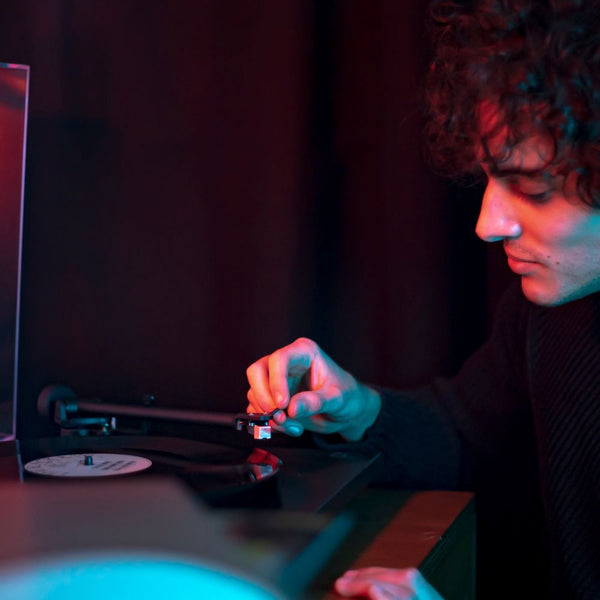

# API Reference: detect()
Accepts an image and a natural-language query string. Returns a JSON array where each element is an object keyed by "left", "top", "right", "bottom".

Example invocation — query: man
[{"left": 247, "top": 1, "right": 600, "bottom": 598}]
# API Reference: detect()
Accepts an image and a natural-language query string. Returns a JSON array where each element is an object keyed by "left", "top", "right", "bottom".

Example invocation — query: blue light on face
[{"left": 0, "top": 552, "right": 285, "bottom": 600}]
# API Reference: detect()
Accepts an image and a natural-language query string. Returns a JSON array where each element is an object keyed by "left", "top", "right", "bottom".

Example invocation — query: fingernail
[
  {"left": 275, "top": 392, "right": 286, "bottom": 408},
  {"left": 287, "top": 424, "right": 302, "bottom": 436},
  {"left": 272, "top": 409, "right": 286, "bottom": 424}
]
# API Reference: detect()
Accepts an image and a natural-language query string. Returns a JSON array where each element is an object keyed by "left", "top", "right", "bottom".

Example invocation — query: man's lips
[
  {"left": 505, "top": 250, "right": 540, "bottom": 274},
  {"left": 505, "top": 251, "right": 537, "bottom": 263}
]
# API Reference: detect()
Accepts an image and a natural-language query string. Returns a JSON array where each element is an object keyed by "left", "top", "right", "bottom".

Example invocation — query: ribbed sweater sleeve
[{"left": 362, "top": 281, "right": 533, "bottom": 490}]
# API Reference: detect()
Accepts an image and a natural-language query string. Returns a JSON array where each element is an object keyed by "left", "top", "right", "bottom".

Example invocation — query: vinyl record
[
  {"left": 24, "top": 453, "right": 153, "bottom": 477},
  {"left": 19, "top": 435, "right": 282, "bottom": 509}
]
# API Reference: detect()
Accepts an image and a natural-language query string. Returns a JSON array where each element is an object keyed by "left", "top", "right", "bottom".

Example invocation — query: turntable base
[{"left": 0, "top": 436, "right": 381, "bottom": 512}]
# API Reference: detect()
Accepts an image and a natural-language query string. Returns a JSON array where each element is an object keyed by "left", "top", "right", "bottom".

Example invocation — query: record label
[{"left": 23, "top": 453, "right": 152, "bottom": 478}]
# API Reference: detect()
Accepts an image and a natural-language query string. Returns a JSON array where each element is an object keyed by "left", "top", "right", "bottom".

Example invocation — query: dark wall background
[{"left": 0, "top": 1, "right": 514, "bottom": 439}]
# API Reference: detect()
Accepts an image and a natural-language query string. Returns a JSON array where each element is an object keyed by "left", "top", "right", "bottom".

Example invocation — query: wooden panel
[{"left": 309, "top": 488, "right": 475, "bottom": 600}]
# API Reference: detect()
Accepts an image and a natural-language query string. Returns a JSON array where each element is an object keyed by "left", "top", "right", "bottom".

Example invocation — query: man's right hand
[{"left": 246, "top": 337, "right": 381, "bottom": 441}]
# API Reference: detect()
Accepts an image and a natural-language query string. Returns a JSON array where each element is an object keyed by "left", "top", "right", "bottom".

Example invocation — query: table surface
[
  {"left": 308, "top": 488, "right": 475, "bottom": 600},
  {"left": 0, "top": 439, "right": 475, "bottom": 600}
]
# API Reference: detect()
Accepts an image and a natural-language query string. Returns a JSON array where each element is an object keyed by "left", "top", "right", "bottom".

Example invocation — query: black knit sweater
[{"left": 362, "top": 282, "right": 600, "bottom": 599}]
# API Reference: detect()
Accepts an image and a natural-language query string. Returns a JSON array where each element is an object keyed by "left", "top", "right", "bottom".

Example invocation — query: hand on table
[
  {"left": 246, "top": 337, "right": 381, "bottom": 441},
  {"left": 335, "top": 567, "right": 443, "bottom": 600}
]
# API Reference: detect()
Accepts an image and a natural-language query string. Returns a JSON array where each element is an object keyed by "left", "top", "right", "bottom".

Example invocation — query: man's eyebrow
[{"left": 486, "top": 164, "right": 550, "bottom": 180}]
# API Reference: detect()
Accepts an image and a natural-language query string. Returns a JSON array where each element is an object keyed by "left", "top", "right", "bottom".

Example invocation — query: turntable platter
[{"left": 19, "top": 436, "right": 282, "bottom": 508}]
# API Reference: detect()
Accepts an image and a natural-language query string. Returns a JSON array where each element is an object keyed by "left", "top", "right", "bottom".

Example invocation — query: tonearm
[{"left": 37, "top": 385, "right": 275, "bottom": 440}]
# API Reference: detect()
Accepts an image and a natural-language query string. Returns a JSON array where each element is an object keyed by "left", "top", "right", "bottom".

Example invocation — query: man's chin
[
  {"left": 521, "top": 278, "right": 599, "bottom": 307},
  {"left": 520, "top": 279, "right": 563, "bottom": 307}
]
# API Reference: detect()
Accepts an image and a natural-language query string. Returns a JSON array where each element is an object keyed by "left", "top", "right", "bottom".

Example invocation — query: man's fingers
[
  {"left": 271, "top": 408, "right": 304, "bottom": 436},
  {"left": 246, "top": 389, "right": 259, "bottom": 413},
  {"left": 287, "top": 385, "right": 343, "bottom": 419},
  {"left": 335, "top": 568, "right": 443, "bottom": 600},
  {"left": 246, "top": 338, "right": 319, "bottom": 413},
  {"left": 246, "top": 355, "right": 278, "bottom": 413},
  {"left": 336, "top": 575, "right": 410, "bottom": 599},
  {"left": 340, "top": 568, "right": 411, "bottom": 584},
  {"left": 246, "top": 338, "right": 361, "bottom": 438},
  {"left": 267, "top": 338, "right": 318, "bottom": 408}
]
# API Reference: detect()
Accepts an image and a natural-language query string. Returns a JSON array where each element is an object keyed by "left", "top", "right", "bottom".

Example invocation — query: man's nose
[{"left": 475, "top": 180, "right": 522, "bottom": 242}]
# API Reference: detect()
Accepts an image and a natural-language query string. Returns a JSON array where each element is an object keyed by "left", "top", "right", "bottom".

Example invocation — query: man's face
[{"left": 475, "top": 130, "right": 600, "bottom": 307}]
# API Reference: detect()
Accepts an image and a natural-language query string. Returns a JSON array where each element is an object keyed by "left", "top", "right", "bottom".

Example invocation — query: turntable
[
  {"left": 0, "top": 383, "right": 381, "bottom": 600},
  {"left": 15, "top": 384, "right": 283, "bottom": 509},
  {"left": 12, "top": 384, "right": 381, "bottom": 513}
]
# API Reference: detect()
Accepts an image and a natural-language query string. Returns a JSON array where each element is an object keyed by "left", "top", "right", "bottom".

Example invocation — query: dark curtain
[{"left": 0, "top": 1, "right": 513, "bottom": 439}]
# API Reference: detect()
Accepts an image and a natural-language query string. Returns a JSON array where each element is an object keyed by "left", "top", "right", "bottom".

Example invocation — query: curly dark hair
[{"left": 424, "top": 0, "right": 600, "bottom": 206}]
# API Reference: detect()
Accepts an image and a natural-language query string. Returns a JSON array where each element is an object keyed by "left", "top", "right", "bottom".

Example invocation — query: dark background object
[
  {"left": 0, "top": 63, "right": 27, "bottom": 438},
  {"left": 0, "top": 1, "right": 513, "bottom": 439}
]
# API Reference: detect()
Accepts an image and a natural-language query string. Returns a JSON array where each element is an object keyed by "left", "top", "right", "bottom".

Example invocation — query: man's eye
[
  {"left": 509, "top": 185, "right": 551, "bottom": 202},
  {"left": 522, "top": 191, "right": 550, "bottom": 201}
]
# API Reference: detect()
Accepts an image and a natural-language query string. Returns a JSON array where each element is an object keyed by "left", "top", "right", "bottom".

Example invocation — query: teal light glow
[{"left": 0, "top": 552, "right": 284, "bottom": 600}]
